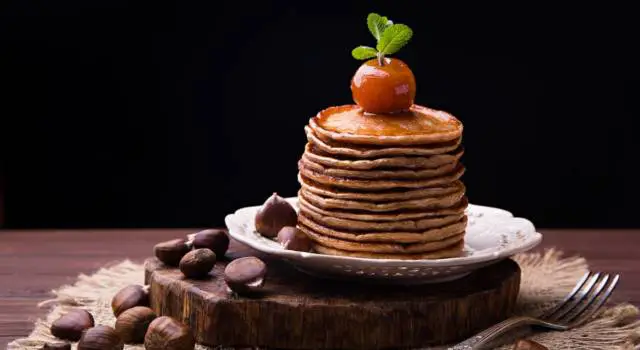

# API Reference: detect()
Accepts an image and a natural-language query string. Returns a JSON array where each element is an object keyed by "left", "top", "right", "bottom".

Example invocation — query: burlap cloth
[{"left": 8, "top": 249, "right": 640, "bottom": 350}]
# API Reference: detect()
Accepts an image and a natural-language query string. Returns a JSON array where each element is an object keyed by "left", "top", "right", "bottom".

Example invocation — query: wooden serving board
[{"left": 144, "top": 255, "right": 520, "bottom": 349}]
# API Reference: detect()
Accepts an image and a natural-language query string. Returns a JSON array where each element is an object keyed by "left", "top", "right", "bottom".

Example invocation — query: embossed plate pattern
[{"left": 225, "top": 197, "right": 541, "bottom": 284}]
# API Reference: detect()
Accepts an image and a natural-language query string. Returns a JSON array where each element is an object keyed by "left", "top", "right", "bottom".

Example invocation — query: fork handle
[{"left": 447, "top": 316, "right": 532, "bottom": 350}]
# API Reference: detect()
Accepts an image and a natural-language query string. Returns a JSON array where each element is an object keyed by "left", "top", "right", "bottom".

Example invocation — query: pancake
[
  {"left": 298, "top": 212, "right": 467, "bottom": 243},
  {"left": 298, "top": 188, "right": 464, "bottom": 212},
  {"left": 294, "top": 102, "right": 468, "bottom": 260},
  {"left": 309, "top": 104, "right": 463, "bottom": 146},
  {"left": 298, "top": 195, "right": 469, "bottom": 222},
  {"left": 312, "top": 240, "right": 465, "bottom": 260},
  {"left": 300, "top": 203, "right": 465, "bottom": 232},
  {"left": 298, "top": 174, "right": 465, "bottom": 202},
  {"left": 304, "top": 142, "right": 464, "bottom": 170},
  {"left": 298, "top": 163, "right": 465, "bottom": 190},
  {"left": 299, "top": 155, "right": 459, "bottom": 180},
  {"left": 299, "top": 222, "right": 464, "bottom": 253},
  {"left": 306, "top": 126, "right": 461, "bottom": 158}
]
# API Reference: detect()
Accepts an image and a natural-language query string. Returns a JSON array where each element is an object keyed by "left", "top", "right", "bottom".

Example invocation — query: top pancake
[
  {"left": 310, "top": 104, "right": 463, "bottom": 146},
  {"left": 305, "top": 126, "right": 461, "bottom": 158}
]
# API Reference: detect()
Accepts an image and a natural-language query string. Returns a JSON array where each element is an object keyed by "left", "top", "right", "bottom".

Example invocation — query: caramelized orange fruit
[{"left": 350, "top": 57, "right": 416, "bottom": 114}]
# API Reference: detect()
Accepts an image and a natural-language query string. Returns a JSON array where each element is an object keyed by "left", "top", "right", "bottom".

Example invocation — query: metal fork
[{"left": 448, "top": 271, "right": 620, "bottom": 350}]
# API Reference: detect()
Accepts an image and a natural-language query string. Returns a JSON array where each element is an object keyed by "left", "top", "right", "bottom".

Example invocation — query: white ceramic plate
[{"left": 224, "top": 197, "right": 542, "bottom": 284}]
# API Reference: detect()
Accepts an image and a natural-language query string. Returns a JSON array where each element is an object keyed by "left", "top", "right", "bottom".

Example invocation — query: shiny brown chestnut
[
  {"left": 114, "top": 306, "right": 157, "bottom": 344},
  {"left": 111, "top": 284, "right": 150, "bottom": 317},
  {"left": 351, "top": 57, "right": 416, "bottom": 114},
  {"left": 224, "top": 256, "right": 267, "bottom": 294},
  {"left": 179, "top": 248, "right": 216, "bottom": 279},
  {"left": 191, "top": 228, "right": 230, "bottom": 258},
  {"left": 50, "top": 309, "right": 95, "bottom": 341},
  {"left": 254, "top": 193, "right": 298, "bottom": 237},
  {"left": 144, "top": 316, "right": 195, "bottom": 350},
  {"left": 277, "top": 226, "right": 312, "bottom": 252},
  {"left": 154, "top": 238, "right": 192, "bottom": 266},
  {"left": 77, "top": 325, "right": 124, "bottom": 350}
]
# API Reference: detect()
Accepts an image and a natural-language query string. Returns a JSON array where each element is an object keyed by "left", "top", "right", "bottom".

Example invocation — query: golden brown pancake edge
[
  {"left": 311, "top": 240, "right": 465, "bottom": 260},
  {"left": 298, "top": 211, "right": 468, "bottom": 244},
  {"left": 309, "top": 104, "right": 463, "bottom": 146}
]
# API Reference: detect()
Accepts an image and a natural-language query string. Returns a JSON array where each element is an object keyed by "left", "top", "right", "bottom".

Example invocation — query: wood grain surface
[
  {"left": 145, "top": 256, "right": 519, "bottom": 349},
  {"left": 1, "top": 229, "right": 639, "bottom": 348}
]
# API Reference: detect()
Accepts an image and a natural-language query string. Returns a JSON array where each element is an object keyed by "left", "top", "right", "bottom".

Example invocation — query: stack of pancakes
[{"left": 296, "top": 104, "right": 468, "bottom": 260}]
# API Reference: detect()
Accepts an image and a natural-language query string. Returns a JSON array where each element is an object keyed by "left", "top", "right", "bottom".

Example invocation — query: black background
[{"left": 1, "top": 1, "right": 638, "bottom": 229}]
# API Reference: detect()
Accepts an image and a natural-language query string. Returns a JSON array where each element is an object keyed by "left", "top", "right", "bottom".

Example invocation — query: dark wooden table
[{"left": 1, "top": 229, "right": 639, "bottom": 348}]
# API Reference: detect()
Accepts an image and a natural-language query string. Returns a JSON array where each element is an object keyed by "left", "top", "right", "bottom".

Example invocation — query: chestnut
[
  {"left": 254, "top": 193, "right": 298, "bottom": 237},
  {"left": 111, "top": 284, "right": 150, "bottom": 317},
  {"left": 114, "top": 306, "right": 157, "bottom": 343},
  {"left": 154, "top": 238, "right": 192, "bottom": 266},
  {"left": 350, "top": 57, "right": 416, "bottom": 114},
  {"left": 144, "top": 316, "right": 195, "bottom": 350},
  {"left": 50, "top": 309, "right": 94, "bottom": 341},
  {"left": 190, "top": 228, "right": 230, "bottom": 258},
  {"left": 277, "top": 226, "right": 312, "bottom": 252},
  {"left": 179, "top": 248, "right": 216, "bottom": 279},
  {"left": 77, "top": 325, "right": 123, "bottom": 350},
  {"left": 224, "top": 256, "right": 267, "bottom": 294}
]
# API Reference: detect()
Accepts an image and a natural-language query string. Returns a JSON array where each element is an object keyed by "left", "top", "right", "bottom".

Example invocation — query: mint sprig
[
  {"left": 377, "top": 24, "right": 413, "bottom": 55},
  {"left": 351, "top": 46, "right": 378, "bottom": 60},
  {"left": 352, "top": 13, "right": 412, "bottom": 66},
  {"left": 367, "top": 13, "right": 392, "bottom": 41}
]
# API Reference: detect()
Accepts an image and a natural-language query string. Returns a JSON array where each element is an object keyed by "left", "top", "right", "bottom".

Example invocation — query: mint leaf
[
  {"left": 354, "top": 13, "right": 411, "bottom": 63},
  {"left": 367, "top": 13, "right": 390, "bottom": 41},
  {"left": 351, "top": 46, "right": 378, "bottom": 60},
  {"left": 376, "top": 24, "right": 413, "bottom": 55}
]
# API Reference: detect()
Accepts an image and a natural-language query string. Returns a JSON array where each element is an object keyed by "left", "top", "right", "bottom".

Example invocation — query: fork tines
[{"left": 540, "top": 271, "right": 620, "bottom": 327}]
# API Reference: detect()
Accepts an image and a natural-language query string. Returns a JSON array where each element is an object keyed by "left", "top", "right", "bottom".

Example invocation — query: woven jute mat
[{"left": 8, "top": 249, "right": 640, "bottom": 350}]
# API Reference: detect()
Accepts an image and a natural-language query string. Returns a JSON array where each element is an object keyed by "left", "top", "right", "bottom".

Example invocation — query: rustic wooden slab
[{"left": 145, "top": 256, "right": 520, "bottom": 349}]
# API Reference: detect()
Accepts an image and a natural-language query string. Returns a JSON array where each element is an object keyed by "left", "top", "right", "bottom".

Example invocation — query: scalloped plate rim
[{"left": 224, "top": 197, "right": 542, "bottom": 268}]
